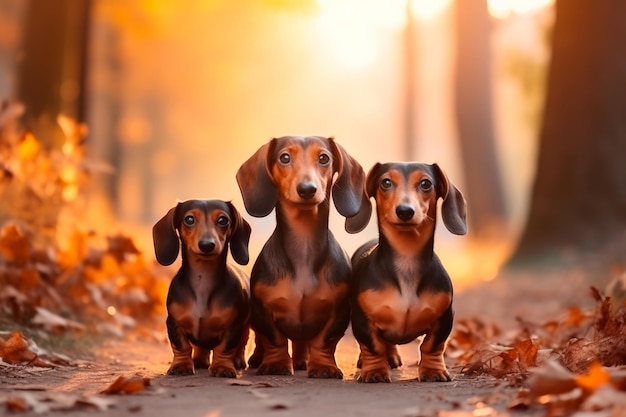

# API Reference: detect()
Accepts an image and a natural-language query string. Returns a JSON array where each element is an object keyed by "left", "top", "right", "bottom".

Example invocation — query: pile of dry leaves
[
  {"left": 0, "top": 101, "right": 168, "bottom": 338},
  {"left": 448, "top": 283, "right": 626, "bottom": 415}
]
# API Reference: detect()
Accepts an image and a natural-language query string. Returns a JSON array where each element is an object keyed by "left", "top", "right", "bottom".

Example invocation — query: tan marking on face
[
  {"left": 375, "top": 169, "right": 438, "bottom": 255},
  {"left": 270, "top": 140, "right": 334, "bottom": 206},
  {"left": 357, "top": 285, "right": 451, "bottom": 345},
  {"left": 178, "top": 207, "right": 232, "bottom": 257}
]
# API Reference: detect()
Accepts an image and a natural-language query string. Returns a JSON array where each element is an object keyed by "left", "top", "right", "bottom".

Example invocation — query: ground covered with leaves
[{"left": 1, "top": 102, "right": 625, "bottom": 416}]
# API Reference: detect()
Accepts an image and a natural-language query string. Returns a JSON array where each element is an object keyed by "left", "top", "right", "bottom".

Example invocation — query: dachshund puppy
[
  {"left": 153, "top": 199, "right": 252, "bottom": 377},
  {"left": 236, "top": 136, "right": 370, "bottom": 378},
  {"left": 351, "top": 162, "right": 467, "bottom": 383}
]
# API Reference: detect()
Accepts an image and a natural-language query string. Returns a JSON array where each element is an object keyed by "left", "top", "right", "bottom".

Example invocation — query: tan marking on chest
[
  {"left": 358, "top": 285, "right": 451, "bottom": 344},
  {"left": 255, "top": 275, "right": 347, "bottom": 329},
  {"left": 168, "top": 300, "right": 237, "bottom": 342}
]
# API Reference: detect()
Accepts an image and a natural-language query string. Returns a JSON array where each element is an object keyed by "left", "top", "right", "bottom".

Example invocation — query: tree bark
[
  {"left": 453, "top": 0, "right": 508, "bottom": 237},
  {"left": 17, "top": 0, "right": 92, "bottom": 146},
  {"left": 511, "top": 0, "right": 626, "bottom": 264}
]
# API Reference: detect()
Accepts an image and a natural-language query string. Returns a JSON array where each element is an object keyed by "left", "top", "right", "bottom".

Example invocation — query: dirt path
[
  {"left": 4, "top": 270, "right": 600, "bottom": 417},
  {"left": 0, "top": 325, "right": 541, "bottom": 417}
]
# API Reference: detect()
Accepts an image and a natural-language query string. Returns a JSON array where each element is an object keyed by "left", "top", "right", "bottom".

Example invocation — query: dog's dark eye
[
  {"left": 279, "top": 153, "right": 291, "bottom": 165},
  {"left": 419, "top": 179, "right": 433, "bottom": 191},
  {"left": 217, "top": 215, "right": 229, "bottom": 228},
  {"left": 318, "top": 153, "right": 330, "bottom": 166},
  {"left": 381, "top": 178, "right": 393, "bottom": 190},
  {"left": 183, "top": 215, "right": 195, "bottom": 226}
]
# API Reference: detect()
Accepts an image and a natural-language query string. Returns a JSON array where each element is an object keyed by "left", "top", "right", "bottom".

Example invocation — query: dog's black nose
[
  {"left": 297, "top": 182, "right": 317, "bottom": 200},
  {"left": 198, "top": 239, "right": 215, "bottom": 254},
  {"left": 396, "top": 204, "right": 415, "bottom": 221}
]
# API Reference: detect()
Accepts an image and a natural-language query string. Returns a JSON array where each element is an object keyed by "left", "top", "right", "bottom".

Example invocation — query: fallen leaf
[
  {"left": 100, "top": 375, "right": 151, "bottom": 395},
  {"left": 31, "top": 307, "right": 86, "bottom": 333},
  {"left": 0, "top": 331, "right": 52, "bottom": 368},
  {"left": 527, "top": 360, "right": 577, "bottom": 399},
  {"left": 0, "top": 222, "right": 31, "bottom": 263},
  {"left": 582, "top": 384, "right": 626, "bottom": 412},
  {"left": 5, "top": 396, "right": 28, "bottom": 412},
  {"left": 575, "top": 361, "right": 610, "bottom": 392}
]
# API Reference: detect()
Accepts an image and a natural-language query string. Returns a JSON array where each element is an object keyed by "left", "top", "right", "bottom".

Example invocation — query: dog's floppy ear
[
  {"left": 226, "top": 202, "right": 251, "bottom": 265},
  {"left": 236, "top": 140, "right": 278, "bottom": 217},
  {"left": 152, "top": 205, "right": 181, "bottom": 266},
  {"left": 432, "top": 163, "right": 467, "bottom": 235},
  {"left": 365, "top": 162, "right": 384, "bottom": 199},
  {"left": 329, "top": 138, "right": 371, "bottom": 233}
]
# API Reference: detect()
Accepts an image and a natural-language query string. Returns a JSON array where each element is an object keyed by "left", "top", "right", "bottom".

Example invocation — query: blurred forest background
[{"left": 1, "top": 0, "right": 625, "bottom": 331}]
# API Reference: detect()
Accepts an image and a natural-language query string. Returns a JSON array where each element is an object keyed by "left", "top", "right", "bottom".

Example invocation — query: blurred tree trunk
[
  {"left": 17, "top": 0, "right": 91, "bottom": 146},
  {"left": 510, "top": 0, "right": 626, "bottom": 264},
  {"left": 453, "top": 0, "right": 508, "bottom": 238}
]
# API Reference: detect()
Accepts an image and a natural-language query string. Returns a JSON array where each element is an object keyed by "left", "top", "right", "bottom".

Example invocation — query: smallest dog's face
[
  {"left": 369, "top": 163, "right": 440, "bottom": 234},
  {"left": 176, "top": 201, "right": 234, "bottom": 258},
  {"left": 269, "top": 136, "right": 335, "bottom": 207}
]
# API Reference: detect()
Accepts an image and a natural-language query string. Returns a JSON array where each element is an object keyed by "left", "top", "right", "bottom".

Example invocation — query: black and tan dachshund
[
  {"left": 236, "top": 136, "right": 371, "bottom": 378},
  {"left": 153, "top": 199, "right": 252, "bottom": 377},
  {"left": 351, "top": 162, "right": 467, "bottom": 383}
]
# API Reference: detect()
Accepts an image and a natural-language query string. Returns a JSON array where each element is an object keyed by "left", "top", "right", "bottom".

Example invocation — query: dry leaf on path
[
  {"left": 100, "top": 375, "right": 151, "bottom": 395},
  {"left": 0, "top": 331, "right": 53, "bottom": 368}
]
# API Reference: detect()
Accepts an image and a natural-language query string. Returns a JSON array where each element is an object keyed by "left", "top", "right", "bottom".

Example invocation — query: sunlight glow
[
  {"left": 488, "top": 0, "right": 554, "bottom": 19},
  {"left": 410, "top": 0, "right": 451, "bottom": 20},
  {"left": 314, "top": 0, "right": 453, "bottom": 70}
]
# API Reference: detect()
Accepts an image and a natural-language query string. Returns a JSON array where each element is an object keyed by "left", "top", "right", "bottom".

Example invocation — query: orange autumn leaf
[
  {"left": 0, "top": 222, "right": 31, "bottom": 263},
  {"left": 0, "top": 330, "right": 53, "bottom": 367},
  {"left": 576, "top": 361, "right": 611, "bottom": 392},
  {"left": 17, "top": 131, "right": 41, "bottom": 161},
  {"left": 5, "top": 396, "right": 28, "bottom": 412},
  {"left": 527, "top": 360, "right": 578, "bottom": 399},
  {"left": 515, "top": 339, "right": 538, "bottom": 369},
  {"left": 100, "top": 375, "right": 151, "bottom": 395}
]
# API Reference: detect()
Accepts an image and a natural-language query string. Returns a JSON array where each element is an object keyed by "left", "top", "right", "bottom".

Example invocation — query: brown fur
[
  {"left": 236, "top": 136, "right": 370, "bottom": 378},
  {"left": 351, "top": 162, "right": 467, "bottom": 383},
  {"left": 152, "top": 199, "right": 251, "bottom": 377}
]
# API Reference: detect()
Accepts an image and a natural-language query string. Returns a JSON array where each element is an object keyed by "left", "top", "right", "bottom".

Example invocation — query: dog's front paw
[
  {"left": 167, "top": 361, "right": 195, "bottom": 376},
  {"left": 357, "top": 367, "right": 391, "bottom": 383},
  {"left": 209, "top": 364, "right": 238, "bottom": 378},
  {"left": 256, "top": 361, "right": 293, "bottom": 376},
  {"left": 418, "top": 367, "right": 451, "bottom": 382},
  {"left": 307, "top": 364, "right": 342, "bottom": 379}
]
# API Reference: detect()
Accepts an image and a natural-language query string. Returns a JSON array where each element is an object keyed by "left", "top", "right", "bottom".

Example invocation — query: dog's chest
[
  {"left": 358, "top": 261, "right": 451, "bottom": 343},
  {"left": 254, "top": 248, "right": 347, "bottom": 336},
  {"left": 169, "top": 276, "right": 237, "bottom": 343}
]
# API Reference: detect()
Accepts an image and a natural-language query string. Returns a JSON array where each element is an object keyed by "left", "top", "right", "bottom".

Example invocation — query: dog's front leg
[
  {"left": 417, "top": 308, "right": 453, "bottom": 382},
  {"left": 356, "top": 336, "right": 392, "bottom": 383},
  {"left": 166, "top": 315, "right": 195, "bottom": 375},
  {"left": 255, "top": 332, "right": 293, "bottom": 375},
  {"left": 307, "top": 332, "right": 343, "bottom": 379},
  {"left": 209, "top": 341, "right": 240, "bottom": 378}
]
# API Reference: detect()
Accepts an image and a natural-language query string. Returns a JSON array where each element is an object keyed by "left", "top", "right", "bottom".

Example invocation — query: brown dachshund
[
  {"left": 350, "top": 162, "right": 467, "bottom": 383},
  {"left": 152, "top": 199, "right": 252, "bottom": 377},
  {"left": 236, "top": 136, "right": 370, "bottom": 378}
]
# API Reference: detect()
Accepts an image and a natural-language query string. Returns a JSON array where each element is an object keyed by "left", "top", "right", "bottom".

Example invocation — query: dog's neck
[
  {"left": 378, "top": 221, "right": 436, "bottom": 284},
  {"left": 274, "top": 198, "right": 330, "bottom": 257},
  {"left": 180, "top": 248, "right": 228, "bottom": 294}
]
